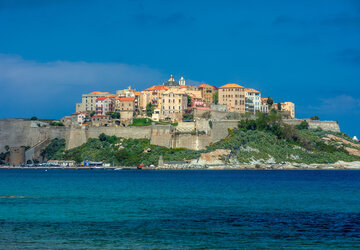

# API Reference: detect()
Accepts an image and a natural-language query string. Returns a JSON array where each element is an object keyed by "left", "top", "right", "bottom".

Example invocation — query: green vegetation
[
  {"left": 129, "top": 118, "right": 153, "bottom": 126},
  {"left": 311, "top": 116, "right": 320, "bottom": 120},
  {"left": 30, "top": 116, "right": 38, "bottom": 120},
  {"left": 187, "top": 95, "right": 192, "bottom": 106},
  {"left": 40, "top": 138, "right": 66, "bottom": 160},
  {"left": 183, "top": 113, "right": 194, "bottom": 121},
  {"left": 207, "top": 111, "right": 359, "bottom": 164},
  {"left": 146, "top": 103, "right": 154, "bottom": 117},
  {"left": 49, "top": 121, "right": 64, "bottom": 126},
  {"left": 213, "top": 92, "right": 218, "bottom": 104},
  {"left": 106, "top": 112, "right": 120, "bottom": 119},
  {"left": 57, "top": 133, "right": 201, "bottom": 166},
  {"left": 266, "top": 97, "right": 274, "bottom": 107},
  {"left": 46, "top": 110, "right": 360, "bottom": 166},
  {"left": 90, "top": 111, "right": 96, "bottom": 117}
]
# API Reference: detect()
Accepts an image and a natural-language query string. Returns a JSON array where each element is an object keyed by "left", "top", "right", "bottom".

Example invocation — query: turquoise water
[{"left": 0, "top": 169, "right": 360, "bottom": 249}]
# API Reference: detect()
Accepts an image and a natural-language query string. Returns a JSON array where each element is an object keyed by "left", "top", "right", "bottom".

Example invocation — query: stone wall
[
  {"left": 150, "top": 125, "right": 173, "bottom": 148},
  {"left": 0, "top": 119, "right": 67, "bottom": 153},
  {"left": 211, "top": 120, "right": 239, "bottom": 142},
  {"left": 66, "top": 126, "right": 152, "bottom": 149},
  {"left": 283, "top": 119, "right": 340, "bottom": 132}
]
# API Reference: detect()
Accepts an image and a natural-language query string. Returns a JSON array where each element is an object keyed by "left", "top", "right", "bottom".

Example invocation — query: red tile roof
[
  {"left": 144, "top": 85, "right": 169, "bottom": 91},
  {"left": 219, "top": 83, "right": 245, "bottom": 89},
  {"left": 96, "top": 96, "right": 109, "bottom": 101},
  {"left": 93, "top": 115, "right": 110, "bottom": 117},
  {"left": 245, "top": 88, "right": 260, "bottom": 93},
  {"left": 119, "top": 97, "right": 135, "bottom": 102},
  {"left": 89, "top": 91, "right": 110, "bottom": 95}
]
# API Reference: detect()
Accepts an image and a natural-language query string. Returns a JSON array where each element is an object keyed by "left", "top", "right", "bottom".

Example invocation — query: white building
[
  {"left": 245, "top": 88, "right": 261, "bottom": 112},
  {"left": 96, "top": 96, "right": 114, "bottom": 115}
]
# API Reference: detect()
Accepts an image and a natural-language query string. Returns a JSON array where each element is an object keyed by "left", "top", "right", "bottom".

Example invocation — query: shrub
[{"left": 296, "top": 120, "right": 309, "bottom": 130}]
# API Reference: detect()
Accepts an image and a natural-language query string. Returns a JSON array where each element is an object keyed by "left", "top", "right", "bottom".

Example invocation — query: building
[
  {"left": 71, "top": 112, "right": 88, "bottom": 125},
  {"left": 198, "top": 83, "right": 217, "bottom": 104},
  {"left": 140, "top": 85, "right": 169, "bottom": 111},
  {"left": 283, "top": 102, "right": 295, "bottom": 118},
  {"left": 95, "top": 96, "right": 114, "bottom": 115},
  {"left": 245, "top": 88, "right": 261, "bottom": 113},
  {"left": 115, "top": 97, "right": 135, "bottom": 122},
  {"left": 245, "top": 97, "right": 255, "bottom": 114},
  {"left": 164, "top": 74, "right": 179, "bottom": 87},
  {"left": 218, "top": 83, "right": 245, "bottom": 113},
  {"left": 160, "top": 91, "right": 188, "bottom": 121},
  {"left": 179, "top": 76, "right": 186, "bottom": 86},
  {"left": 76, "top": 91, "right": 110, "bottom": 113},
  {"left": 60, "top": 116, "right": 73, "bottom": 127},
  {"left": 91, "top": 114, "right": 111, "bottom": 126},
  {"left": 260, "top": 98, "right": 269, "bottom": 114}
]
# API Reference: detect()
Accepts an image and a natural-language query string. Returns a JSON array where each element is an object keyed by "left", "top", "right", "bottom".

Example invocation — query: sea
[{"left": 0, "top": 169, "right": 359, "bottom": 249}]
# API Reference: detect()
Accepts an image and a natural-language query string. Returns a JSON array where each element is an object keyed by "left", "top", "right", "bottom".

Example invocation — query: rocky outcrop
[{"left": 190, "top": 149, "right": 231, "bottom": 165}]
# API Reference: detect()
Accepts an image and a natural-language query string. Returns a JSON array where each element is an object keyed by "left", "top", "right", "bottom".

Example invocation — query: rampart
[
  {"left": 283, "top": 119, "right": 340, "bottom": 132},
  {"left": 0, "top": 117, "right": 341, "bottom": 155}
]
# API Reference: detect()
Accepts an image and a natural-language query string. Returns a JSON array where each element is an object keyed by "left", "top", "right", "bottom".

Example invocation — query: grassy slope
[{"left": 43, "top": 117, "right": 360, "bottom": 166}]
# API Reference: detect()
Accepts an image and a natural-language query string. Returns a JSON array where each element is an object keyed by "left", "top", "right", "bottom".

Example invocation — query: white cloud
[
  {"left": 0, "top": 53, "right": 165, "bottom": 90},
  {"left": 309, "top": 95, "right": 360, "bottom": 114}
]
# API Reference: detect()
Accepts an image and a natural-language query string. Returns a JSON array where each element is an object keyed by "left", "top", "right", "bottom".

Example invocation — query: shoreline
[{"left": 1, "top": 162, "right": 360, "bottom": 170}]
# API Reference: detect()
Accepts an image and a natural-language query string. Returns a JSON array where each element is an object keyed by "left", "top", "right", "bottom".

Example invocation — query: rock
[{"left": 190, "top": 149, "right": 231, "bottom": 166}]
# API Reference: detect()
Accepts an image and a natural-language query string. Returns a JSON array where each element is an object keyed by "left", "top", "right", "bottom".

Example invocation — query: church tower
[{"left": 179, "top": 76, "right": 185, "bottom": 86}]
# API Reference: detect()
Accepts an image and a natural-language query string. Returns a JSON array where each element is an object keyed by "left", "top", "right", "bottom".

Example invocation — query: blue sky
[{"left": 0, "top": 0, "right": 359, "bottom": 136}]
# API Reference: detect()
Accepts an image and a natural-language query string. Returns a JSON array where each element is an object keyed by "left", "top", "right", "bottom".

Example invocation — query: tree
[
  {"left": 4, "top": 145, "right": 9, "bottom": 152},
  {"left": 30, "top": 116, "right": 38, "bottom": 120},
  {"left": 310, "top": 116, "right": 320, "bottom": 120},
  {"left": 146, "top": 103, "right": 154, "bottom": 117},
  {"left": 266, "top": 97, "right": 274, "bottom": 107},
  {"left": 99, "top": 133, "right": 107, "bottom": 142},
  {"left": 90, "top": 111, "right": 96, "bottom": 117},
  {"left": 296, "top": 120, "right": 309, "bottom": 130},
  {"left": 213, "top": 92, "right": 218, "bottom": 104},
  {"left": 277, "top": 102, "right": 282, "bottom": 111},
  {"left": 187, "top": 95, "right": 192, "bottom": 107}
]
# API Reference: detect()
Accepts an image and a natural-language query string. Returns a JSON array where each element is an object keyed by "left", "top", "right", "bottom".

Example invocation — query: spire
[{"left": 169, "top": 74, "right": 175, "bottom": 82}]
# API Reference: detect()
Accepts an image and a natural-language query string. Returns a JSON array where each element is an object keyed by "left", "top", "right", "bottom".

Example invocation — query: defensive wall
[{"left": 1, "top": 118, "right": 341, "bottom": 157}]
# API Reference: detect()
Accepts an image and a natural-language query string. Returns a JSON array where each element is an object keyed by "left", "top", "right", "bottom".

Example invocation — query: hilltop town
[
  {"left": 2, "top": 75, "right": 360, "bottom": 169},
  {"left": 62, "top": 75, "right": 295, "bottom": 127}
]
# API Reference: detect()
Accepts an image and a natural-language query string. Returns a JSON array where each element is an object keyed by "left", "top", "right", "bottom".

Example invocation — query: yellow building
[
  {"left": 218, "top": 83, "right": 245, "bottom": 113},
  {"left": 160, "top": 91, "right": 188, "bottom": 122},
  {"left": 198, "top": 83, "right": 217, "bottom": 104},
  {"left": 283, "top": 102, "right": 295, "bottom": 118}
]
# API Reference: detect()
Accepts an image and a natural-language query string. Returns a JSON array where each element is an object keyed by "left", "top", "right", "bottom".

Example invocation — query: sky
[{"left": 0, "top": 0, "right": 359, "bottom": 136}]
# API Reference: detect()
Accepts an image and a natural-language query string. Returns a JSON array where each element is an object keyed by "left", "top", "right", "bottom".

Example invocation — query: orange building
[
  {"left": 198, "top": 83, "right": 217, "bottom": 104},
  {"left": 218, "top": 83, "right": 245, "bottom": 113}
]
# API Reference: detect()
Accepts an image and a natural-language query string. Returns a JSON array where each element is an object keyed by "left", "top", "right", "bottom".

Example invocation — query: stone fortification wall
[
  {"left": 194, "top": 109, "right": 228, "bottom": 120},
  {"left": 172, "top": 134, "right": 213, "bottom": 150},
  {"left": 283, "top": 119, "right": 340, "bottom": 132},
  {"left": 150, "top": 125, "right": 173, "bottom": 148},
  {"left": 211, "top": 120, "right": 239, "bottom": 142},
  {"left": 0, "top": 119, "right": 67, "bottom": 153},
  {"left": 66, "top": 126, "right": 152, "bottom": 149}
]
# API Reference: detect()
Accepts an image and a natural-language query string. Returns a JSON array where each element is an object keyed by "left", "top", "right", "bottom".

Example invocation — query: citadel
[{"left": 0, "top": 75, "right": 340, "bottom": 165}]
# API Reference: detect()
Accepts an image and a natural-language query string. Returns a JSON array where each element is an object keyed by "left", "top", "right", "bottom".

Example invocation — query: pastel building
[
  {"left": 76, "top": 91, "right": 110, "bottom": 113},
  {"left": 160, "top": 91, "right": 188, "bottom": 121},
  {"left": 198, "top": 83, "right": 217, "bottom": 104},
  {"left": 245, "top": 88, "right": 261, "bottom": 113},
  {"left": 95, "top": 96, "right": 114, "bottom": 115},
  {"left": 283, "top": 102, "right": 295, "bottom": 118},
  {"left": 218, "top": 84, "right": 245, "bottom": 113}
]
